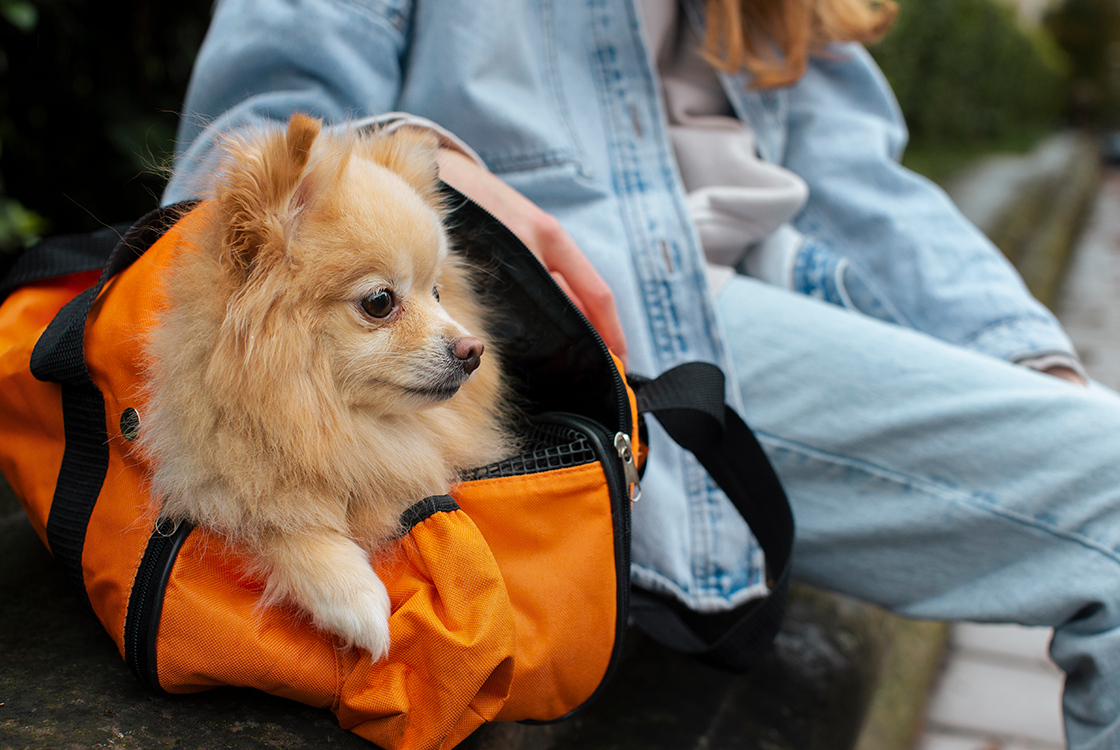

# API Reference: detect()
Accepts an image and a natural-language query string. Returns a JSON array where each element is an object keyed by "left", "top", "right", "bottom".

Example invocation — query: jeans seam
[{"left": 758, "top": 430, "right": 1120, "bottom": 569}]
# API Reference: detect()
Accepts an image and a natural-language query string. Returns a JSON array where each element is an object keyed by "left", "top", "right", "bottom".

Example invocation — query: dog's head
[{"left": 208, "top": 113, "right": 486, "bottom": 417}]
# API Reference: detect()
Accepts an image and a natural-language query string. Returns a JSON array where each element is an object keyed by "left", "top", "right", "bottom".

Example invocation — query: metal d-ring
[{"left": 154, "top": 517, "right": 181, "bottom": 538}]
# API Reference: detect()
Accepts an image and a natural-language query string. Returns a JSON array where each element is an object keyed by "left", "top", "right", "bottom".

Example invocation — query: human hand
[{"left": 437, "top": 148, "right": 629, "bottom": 368}]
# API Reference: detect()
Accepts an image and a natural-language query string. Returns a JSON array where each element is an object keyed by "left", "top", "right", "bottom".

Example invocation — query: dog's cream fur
[{"left": 138, "top": 113, "right": 514, "bottom": 659}]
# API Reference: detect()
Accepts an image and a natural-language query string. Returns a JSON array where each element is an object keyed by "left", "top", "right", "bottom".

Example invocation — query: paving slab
[
  {"left": 945, "top": 131, "right": 1101, "bottom": 308},
  {"left": 918, "top": 732, "right": 1061, "bottom": 750},
  {"left": 950, "top": 624, "right": 1055, "bottom": 669},
  {"left": 924, "top": 657, "right": 1064, "bottom": 746},
  {"left": 1053, "top": 168, "right": 1120, "bottom": 383}
]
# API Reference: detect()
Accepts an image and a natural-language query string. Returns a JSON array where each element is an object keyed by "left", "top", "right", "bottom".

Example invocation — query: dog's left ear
[
  {"left": 359, "top": 128, "right": 443, "bottom": 209},
  {"left": 218, "top": 113, "right": 322, "bottom": 282}
]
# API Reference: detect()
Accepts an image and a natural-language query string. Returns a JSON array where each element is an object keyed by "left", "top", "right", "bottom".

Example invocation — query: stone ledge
[{"left": 463, "top": 587, "right": 936, "bottom": 750}]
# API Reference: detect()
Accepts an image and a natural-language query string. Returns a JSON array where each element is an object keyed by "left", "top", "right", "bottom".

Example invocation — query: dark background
[{"left": 0, "top": 0, "right": 211, "bottom": 250}]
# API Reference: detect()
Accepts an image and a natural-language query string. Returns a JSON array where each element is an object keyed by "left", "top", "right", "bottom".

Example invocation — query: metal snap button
[{"left": 120, "top": 408, "right": 141, "bottom": 441}]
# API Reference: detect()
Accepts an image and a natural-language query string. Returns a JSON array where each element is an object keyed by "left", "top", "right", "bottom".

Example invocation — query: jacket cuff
[
  {"left": 964, "top": 315, "right": 1084, "bottom": 374},
  {"left": 1014, "top": 353, "right": 1089, "bottom": 383}
]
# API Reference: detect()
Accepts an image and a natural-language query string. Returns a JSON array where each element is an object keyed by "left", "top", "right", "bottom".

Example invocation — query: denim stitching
[{"left": 758, "top": 430, "right": 1120, "bottom": 567}]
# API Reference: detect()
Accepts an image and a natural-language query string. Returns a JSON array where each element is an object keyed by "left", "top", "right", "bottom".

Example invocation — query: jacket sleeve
[
  {"left": 781, "top": 43, "right": 1079, "bottom": 366},
  {"left": 163, "top": 0, "right": 413, "bottom": 204}
]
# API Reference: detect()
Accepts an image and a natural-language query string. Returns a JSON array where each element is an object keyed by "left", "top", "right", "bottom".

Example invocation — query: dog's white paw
[
  {"left": 313, "top": 576, "right": 392, "bottom": 661},
  {"left": 261, "top": 534, "right": 394, "bottom": 661}
]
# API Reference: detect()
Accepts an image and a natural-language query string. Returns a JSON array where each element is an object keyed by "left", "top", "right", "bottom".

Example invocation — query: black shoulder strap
[
  {"left": 21, "top": 202, "right": 196, "bottom": 608},
  {"left": 0, "top": 223, "right": 131, "bottom": 303},
  {"left": 629, "top": 362, "right": 794, "bottom": 672}
]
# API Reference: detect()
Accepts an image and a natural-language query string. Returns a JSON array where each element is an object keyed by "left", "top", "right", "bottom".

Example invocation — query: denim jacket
[{"left": 165, "top": 0, "right": 1079, "bottom": 612}]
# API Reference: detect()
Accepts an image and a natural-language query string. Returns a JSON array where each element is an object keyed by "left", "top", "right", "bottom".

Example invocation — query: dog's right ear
[{"left": 217, "top": 113, "right": 322, "bottom": 282}]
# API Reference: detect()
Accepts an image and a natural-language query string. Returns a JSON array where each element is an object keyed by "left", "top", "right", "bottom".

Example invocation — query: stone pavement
[{"left": 1051, "top": 167, "right": 1120, "bottom": 383}]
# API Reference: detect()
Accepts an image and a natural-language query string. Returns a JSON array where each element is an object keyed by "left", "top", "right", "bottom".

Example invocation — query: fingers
[{"left": 1042, "top": 365, "right": 1087, "bottom": 387}]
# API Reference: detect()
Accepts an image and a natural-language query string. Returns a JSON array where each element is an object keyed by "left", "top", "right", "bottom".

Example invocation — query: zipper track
[
  {"left": 522, "top": 412, "right": 633, "bottom": 724},
  {"left": 124, "top": 518, "right": 193, "bottom": 690},
  {"left": 447, "top": 190, "right": 636, "bottom": 719}
]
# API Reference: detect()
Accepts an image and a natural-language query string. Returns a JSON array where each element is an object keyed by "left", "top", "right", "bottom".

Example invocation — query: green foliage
[
  {"left": 0, "top": 195, "right": 46, "bottom": 252},
  {"left": 0, "top": 0, "right": 212, "bottom": 246},
  {"left": 869, "top": 0, "right": 1069, "bottom": 149},
  {"left": 1045, "top": 0, "right": 1120, "bottom": 125},
  {"left": 0, "top": 1, "right": 37, "bottom": 34}
]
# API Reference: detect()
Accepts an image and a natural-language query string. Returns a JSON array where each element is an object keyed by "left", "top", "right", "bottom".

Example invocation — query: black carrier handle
[
  {"left": 629, "top": 363, "right": 794, "bottom": 672},
  {"left": 10, "top": 203, "right": 197, "bottom": 609}
]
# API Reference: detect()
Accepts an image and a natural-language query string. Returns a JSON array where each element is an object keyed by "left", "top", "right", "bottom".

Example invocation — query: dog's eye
[
  {"left": 432, "top": 285, "right": 441, "bottom": 303},
  {"left": 360, "top": 290, "right": 395, "bottom": 319}
]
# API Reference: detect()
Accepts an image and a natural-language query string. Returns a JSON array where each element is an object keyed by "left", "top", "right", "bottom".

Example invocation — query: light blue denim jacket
[{"left": 164, "top": 0, "right": 1079, "bottom": 612}]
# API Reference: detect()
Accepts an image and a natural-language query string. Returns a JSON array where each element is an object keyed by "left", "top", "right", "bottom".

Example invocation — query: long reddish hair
[{"left": 702, "top": 0, "right": 898, "bottom": 88}]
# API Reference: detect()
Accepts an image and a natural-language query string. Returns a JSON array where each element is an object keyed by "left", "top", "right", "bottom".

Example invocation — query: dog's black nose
[{"left": 452, "top": 337, "right": 484, "bottom": 375}]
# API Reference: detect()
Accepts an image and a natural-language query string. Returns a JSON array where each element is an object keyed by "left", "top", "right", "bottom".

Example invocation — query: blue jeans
[{"left": 718, "top": 274, "right": 1120, "bottom": 749}]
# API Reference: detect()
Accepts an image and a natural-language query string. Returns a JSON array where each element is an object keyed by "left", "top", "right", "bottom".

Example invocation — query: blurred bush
[
  {"left": 869, "top": 0, "right": 1069, "bottom": 149},
  {"left": 0, "top": 0, "right": 211, "bottom": 253},
  {"left": 1044, "top": 0, "right": 1120, "bottom": 126}
]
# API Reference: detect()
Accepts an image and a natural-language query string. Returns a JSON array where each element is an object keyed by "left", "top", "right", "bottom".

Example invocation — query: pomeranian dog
[{"left": 138, "top": 113, "right": 514, "bottom": 660}]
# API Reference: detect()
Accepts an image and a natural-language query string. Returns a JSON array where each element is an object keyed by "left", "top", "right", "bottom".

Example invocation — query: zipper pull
[{"left": 614, "top": 432, "right": 642, "bottom": 502}]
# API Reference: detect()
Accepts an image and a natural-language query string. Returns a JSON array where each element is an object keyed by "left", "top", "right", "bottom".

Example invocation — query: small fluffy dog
[{"left": 139, "top": 113, "right": 514, "bottom": 659}]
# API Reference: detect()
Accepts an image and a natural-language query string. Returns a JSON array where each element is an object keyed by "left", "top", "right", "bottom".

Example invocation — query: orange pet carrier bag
[{"left": 0, "top": 187, "right": 793, "bottom": 749}]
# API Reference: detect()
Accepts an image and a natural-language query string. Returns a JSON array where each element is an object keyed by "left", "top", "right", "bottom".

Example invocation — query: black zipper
[
  {"left": 467, "top": 182, "right": 641, "bottom": 717},
  {"left": 522, "top": 412, "right": 634, "bottom": 724},
  {"left": 123, "top": 517, "right": 194, "bottom": 690}
]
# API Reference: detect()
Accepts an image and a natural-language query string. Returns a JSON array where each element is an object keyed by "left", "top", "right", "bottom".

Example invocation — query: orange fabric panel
[
  {"left": 0, "top": 331, "right": 64, "bottom": 547},
  {"left": 0, "top": 271, "right": 100, "bottom": 350},
  {"left": 340, "top": 509, "right": 516, "bottom": 748},
  {"left": 153, "top": 507, "right": 517, "bottom": 750},
  {"left": 457, "top": 463, "right": 618, "bottom": 722},
  {"left": 155, "top": 529, "right": 342, "bottom": 701}
]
